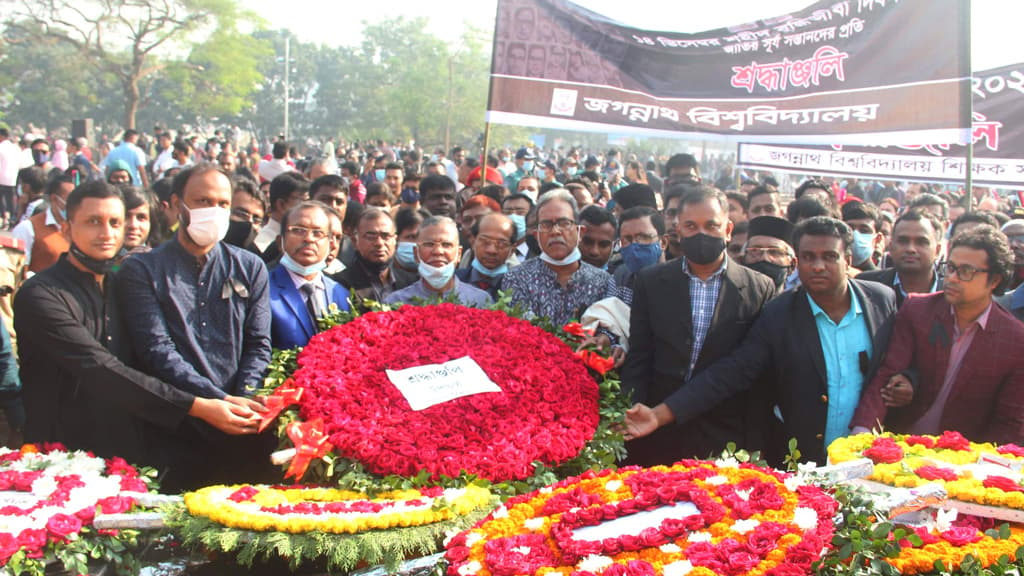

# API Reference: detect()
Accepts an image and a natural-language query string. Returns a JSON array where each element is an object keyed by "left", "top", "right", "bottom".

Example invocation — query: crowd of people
[{"left": 0, "top": 123, "right": 1022, "bottom": 491}]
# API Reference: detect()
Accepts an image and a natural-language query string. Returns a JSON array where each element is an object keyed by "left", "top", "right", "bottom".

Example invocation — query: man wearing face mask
[
  {"left": 620, "top": 186, "right": 776, "bottom": 466},
  {"left": 269, "top": 201, "right": 350, "bottom": 349},
  {"left": 12, "top": 172, "right": 73, "bottom": 275},
  {"left": 385, "top": 216, "right": 492, "bottom": 307},
  {"left": 16, "top": 181, "right": 263, "bottom": 469},
  {"left": 118, "top": 163, "right": 274, "bottom": 491},
  {"left": 841, "top": 201, "right": 884, "bottom": 272},
  {"left": 501, "top": 193, "right": 535, "bottom": 263},
  {"left": 742, "top": 216, "right": 796, "bottom": 291},
  {"left": 614, "top": 207, "right": 667, "bottom": 305},
  {"left": 503, "top": 148, "right": 536, "bottom": 193},
  {"left": 503, "top": 189, "right": 616, "bottom": 326},
  {"left": 456, "top": 212, "right": 517, "bottom": 299}
]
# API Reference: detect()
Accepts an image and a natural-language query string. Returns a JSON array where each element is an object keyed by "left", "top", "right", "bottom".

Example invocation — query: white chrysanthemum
[
  {"left": 539, "top": 486, "right": 553, "bottom": 494},
  {"left": 935, "top": 508, "right": 958, "bottom": 533},
  {"left": 578, "top": 555, "right": 614, "bottom": 572},
  {"left": 663, "top": 560, "right": 694, "bottom": 576},
  {"left": 605, "top": 480, "right": 623, "bottom": 492},
  {"left": 659, "top": 543, "right": 682, "bottom": 553},
  {"left": 783, "top": 476, "right": 804, "bottom": 492},
  {"left": 465, "top": 532, "right": 484, "bottom": 547},
  {"left": 797, "top": 461, "right": 819, "bottom": 474},
  {"left": 524, "top": 517, "right": 545, "bottom": 531},
  {"left": 715, "top": 457, "right": 740, "bottom": 468},
  {"left": 732, "top": 519, "right": 760, "bottom": 534},
  {"left": 735, "top": 488, "right": 752, "bottom": 501},
  {"left": 793, "top": 507, "right": 819, "bottom": 531},
  {"left": 704, "top": 475, "right": 728, "bottom": 485},
  {"left": 442, "top": 529, "right": 460, "bottom": 547},
  {"left": 457, "top": 561, "right": 482, "bottom": 576},
  {"left": 687, "top": 531, "right": 712, "bottom": 543},
  {"left": 492, "top": 506, "right": 509, "bottom": 519}
]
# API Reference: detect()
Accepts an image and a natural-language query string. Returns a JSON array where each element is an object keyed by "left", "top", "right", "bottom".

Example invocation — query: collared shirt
[
  {"left": 893, "top": 268, "right": 940, "bottom": 302},
  {"left": 384, "top": 278, "right": 492, "bottom": 308},
  {"left": 504, "top": 258, "right": 616, "bottom": 326},
  {"left": 463, "top": 265, "right": 505, "bottom": 299},
  {"left": 285, "top": 268, "right": 328, "bottom": 312},
  {"left": 14, "top": 255, "right": 192, "bottom": 459},
  {"left": 101, "top": 141, "right": 147, "bottom": 185},
  {"left": 117, "top": 238, "right": 272, "bottom": 399},
  {"left": 682, "top": 257, "right": 727, "bottom": 379},
  {"left": 807, "top": 285, "right": 872, "bottom": 445},
  {"left": 910, "top": 303, "right": 993, "bottom": 434},
  {"left": 253, "top": 218, "right": 281, "bottom": 254},
  {"left": 11, "top": 207, "right": 59, "bottom": 268}
]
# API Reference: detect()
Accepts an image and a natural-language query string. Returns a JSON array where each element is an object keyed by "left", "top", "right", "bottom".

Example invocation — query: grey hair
[
  {"left": 535, "top": 188, "right": 579, "bottom": 219},
  {"left": 420, "top": 215, "right": 458, "bottom": 236}
]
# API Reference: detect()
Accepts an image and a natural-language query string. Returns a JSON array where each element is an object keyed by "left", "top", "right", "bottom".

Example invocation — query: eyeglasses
[
  {"left": 745, "top": 247, "right": 791, "bottom": 259},
  {"left": 536, "top": 218, "right": 577, "bottom": 232},
  {"left": 419, "top": 240, "right": 458, "bottom": 251},
  {"left": 361, "top": 231, "right": 396, "bottom": 243},
  {"left": 286, "top": 226, "right": 329, "bottom": 241},
  {"left": 231, "top": 208, "right": 262, "bottom": 224},
  {"left": 945, "top": 261, "right": 989, "bottom": 282},
  {"left": 476, "top": 236, "right": 512, "bottom": 250},
  {"left": 620, "top": 233, "right": 660, "bottom": 246}
]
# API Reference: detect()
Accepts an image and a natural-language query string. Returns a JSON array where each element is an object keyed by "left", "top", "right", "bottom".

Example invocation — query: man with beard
[
  {"left": 858, "top": 209, "right": 944, "bottom": 308},
  {"left": 741, "top": 216, "right": 795, "bottom": 291},
  {"left": 620, "top": 186, "right": 776, "bottom": 465}
]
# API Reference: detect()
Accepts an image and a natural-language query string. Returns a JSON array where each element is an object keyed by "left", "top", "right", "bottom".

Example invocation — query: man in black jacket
[
  {"left": 857, "top": 209, "right": 944, "bottom": 308},
  {"left": 14, "top": 181, "right": 261, "bottom": 465},
  {"left": 625, "top": 217, "right": 897, "bottom": 464},
  {"left": 620, "top": 186, "right": 776, "bottom": 465}
]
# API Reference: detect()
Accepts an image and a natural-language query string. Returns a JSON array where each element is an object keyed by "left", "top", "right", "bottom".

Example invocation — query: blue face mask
[
  {"left": 621, "top": 242, "right": 662, "bottom": 273},
  {"left": 522, "top": 161, "right": 534, "bottom": 173},
  {"left": 507, "top": 214, "right": 527, "bottom": 242},
  {"left": 394, "top": 241, "right": 418, "bottom": 269},
  {"left": 566, "top": 167, "right": 578, "bottom": 177},
  {"left": 471, "top": 257, "right": 508, "bottom": 278},
  {"left": 374, "top": 169, "right": 386, "bottom": 181},
  {"left": 851, "top": 231, "right": 875, "bottom": 265},
  {"left": 418, "top": 260, "right": 456, "bottom": 290},
  {"left": 280, "top": 252, "right": 327, "bottom": 277},
  {"left": 540, "top": 246, "right": 582, "bottom": 267}
]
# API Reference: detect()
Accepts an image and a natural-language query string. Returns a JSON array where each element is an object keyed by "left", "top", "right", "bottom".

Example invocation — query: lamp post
[{"left": 284, "top": 36, "right": 290, "bottom": 141}]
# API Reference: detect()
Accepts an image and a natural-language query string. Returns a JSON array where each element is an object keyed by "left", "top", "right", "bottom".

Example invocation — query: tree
[{"left": 4, "top": 0, "right": 250, "bottom": 129}]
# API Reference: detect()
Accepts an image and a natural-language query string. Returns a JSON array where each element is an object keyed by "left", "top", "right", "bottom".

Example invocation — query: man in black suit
[
  {"left": 620, "top": 186, "right": 776, "bottom": 466},
  {"left": 857, "top": 209, "right": 944, "bottom": 308},
  {"left": 625, "top": 217, "right": 897, "bottom": 464}
]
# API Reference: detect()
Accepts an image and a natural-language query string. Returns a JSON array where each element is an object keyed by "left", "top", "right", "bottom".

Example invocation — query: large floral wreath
[
  {"left": 0, "top": 443, "right": 153, "bottom": 576},
  {"left": 829, "top": 432, "right": 1024, "bottom": 510},
  {"left": 444, "top": 459, "right": 839, "bottom": 576},
  {"left": 260, "top": 300, "right": 628, "bottom": 495}
]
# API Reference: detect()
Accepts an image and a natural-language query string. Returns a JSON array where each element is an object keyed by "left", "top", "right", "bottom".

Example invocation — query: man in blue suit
[{"left": 269, "top": 201, "right": 350, "bottom": 349}]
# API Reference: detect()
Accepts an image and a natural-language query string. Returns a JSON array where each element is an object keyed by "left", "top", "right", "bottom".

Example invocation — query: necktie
[{"left": 300, "top": 282, "right": 324, "bottom": 331}]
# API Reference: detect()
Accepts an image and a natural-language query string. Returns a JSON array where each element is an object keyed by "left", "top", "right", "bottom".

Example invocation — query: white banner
[{"left": 386, "top": 356, "right": 502, "bottom": 411}]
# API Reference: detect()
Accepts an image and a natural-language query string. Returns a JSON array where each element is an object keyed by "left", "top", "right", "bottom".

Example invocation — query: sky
[{"left": 241, "top": 0, "right": 1022, "bottom": 71}]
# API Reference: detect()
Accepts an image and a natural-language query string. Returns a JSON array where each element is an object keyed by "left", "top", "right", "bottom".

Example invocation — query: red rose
[
  {"left": 16, "top": 528, "right": 47, "bottom": 556},
  {"left": 935, "top": 431, "right": 971, "bottom": 451},
  {"left": 625, "top": 560, "right": 656, "bottom": 576},
  {"left": 0, "top": 533, "right": 19, "bottom": 562},
  {"left": 983, "top": 475, "right": 1024, "bottom": 493},
  {"left": 726, "top": 551, "right": 762, "bottom": 574},
  {"left": 915, "top": 465, "right": 958, "bottom": 482},
  {"left": 104, "top": 457, "right": 139, "bottom": 479},
  {"left": 46, "top": 513, "right": 83, "bottom": 540},
  {"left": 75, "top": 505, "right": 96, "bottom": 523},
  {"left": 98, "top": 495, "right": 135, "bottom": 514},
  {"left": 904, "top": 435, "right": 936, "bottom": 448},
  {"left": 941, "top": 526, "right": 982, "bottom": 546},
  {"left": 767, "top": 564, "right": 813, "bottom": 576},
  {"left": 998, "top": 444, "right": 1024, "bottom": 458},
  {"left": 446, "top": 545, "right": 470, "bottom": 563},
  {"left": 120, "top": 477, "right": 148, "bottom": 493},
  {"left": 863, "top": 437, "right": 904, "bottom": 464}
]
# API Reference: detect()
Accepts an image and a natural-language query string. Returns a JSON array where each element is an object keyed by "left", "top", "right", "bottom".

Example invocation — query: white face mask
[
  {"left": 184, "top": 205, "right": 230, "bottom": 247},
  {"left": 418, "top": 260, "right": 456, "bottom": 290}
]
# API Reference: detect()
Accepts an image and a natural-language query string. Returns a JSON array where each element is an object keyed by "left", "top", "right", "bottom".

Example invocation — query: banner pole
[
  {"left": 964, "top": 0, "right": 974, "bottom": 212},
  {"left": 481, "top": 0, "right": 502, "bottom": 167}
]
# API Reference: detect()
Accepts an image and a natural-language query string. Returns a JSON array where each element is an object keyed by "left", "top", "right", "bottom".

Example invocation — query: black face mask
[
  {"left": 746, "top": 260, "right": 790, "bottom": 289},
  {"left": 681, "top": 233, "right": 726, "bottom": 265},
  {"left": 223, "top": 219, "right": 256, "bottom": 249},
  {"left": 69, "top": 243, "right": 125, "bottom": 275}
]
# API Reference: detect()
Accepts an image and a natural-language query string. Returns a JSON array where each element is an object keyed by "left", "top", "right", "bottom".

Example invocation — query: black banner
[{"left": 489, "top": 0, "right": 970, "bottom": 145}]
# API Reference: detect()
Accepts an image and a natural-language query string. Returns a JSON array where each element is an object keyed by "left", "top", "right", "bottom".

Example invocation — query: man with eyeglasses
[
  {"left": 385, "top": 216, "right": 491, "bottom": 307},
  {"left": 625, "top": 216, "right": 896, "bottom": 465},
  {"left": 224, "top": 177, "right": 266, "bottom": 250},
  {"left": 331, "top": 208, "right": 400, "bottom": 307},
  {"left": 741, "top": 216, "right": 795, "bottom": 291},
  {"left": 455, "top": 213, "right": 516, "bottom": 300},
  {"left": 118, "top": 163, "right": 274, "bottom": 491},
  {"left": 269, "top": 201, "right": 350, "bottom": 349},
  {"left": 852, "top": 225, "right": 1024, "bottom": 445},
  {"left": 503, "top": 189, "right": 615, "bottom": 326}
]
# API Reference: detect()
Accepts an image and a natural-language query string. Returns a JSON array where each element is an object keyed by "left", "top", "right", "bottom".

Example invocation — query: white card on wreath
[{"left": 387, "top": 356, "right": 502, "bottom": 411}]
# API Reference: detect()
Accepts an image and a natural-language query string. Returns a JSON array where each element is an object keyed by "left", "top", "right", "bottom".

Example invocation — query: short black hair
[
  {"left": 341, "top": 161, "right": 360, "bottom": 176},
  {"left": 679, "top": 185, "right": 728, "bottom": 213},
  {"left": 949, "top": 225, "right": 1014, "bottom": 295},
  {"left": 268, "top": 171, "right": 310, "bottom": 211},
  {"left": 747, "top": 185, "right": 776, "bottom": 204},
  {"left": 272, "top": 141, "right": 287, "bottom": 159},
  {"left": 908, "top": 193, "right": 950, "bottom": 221},
  {"left": 620, "top": 206, "right": 665, "bottom": 236},
  {"left": 310, "top": 174, "right": 347, "bottom": 198},
  {"left": 792, "top": 216, "right": 853, "bottom": 256},
  {"left": 121, "top": 185, "right": 156, "bottom": 213},
  {"left": 45, "top": 173, "right": 75, "bottom": 197},
  {"left": 151, "top": 177, "right": 174, "bottom": 204},
  {"left": 786, "top": 196, "right": 831, "bottom": 224},
  {"left": 795, "top": 179, "right": 832, "bottom": 201},
  {"left": 395, "top": 207, "right": 428, "bottom": 237},
  {"left": 67, "top": 179, "right": 124, "bottom": 221},
  {"left": 17, "top": 166, "right": 47, "bottom": 195},
  {"left": 384, "top": 162, "right": 403, "bottom": 172},
  {"left": 726, "top": 191, "right": 748, "bottom": 212},
  {"left": 343, "top": 200, "right": 364, "bottom": 230},
  {"left": 232, "top": 176, "right": 267, "bottom": 212},
  {"left": 419, "top": 174, "right": 456, "bottom": 199},
  {"left": 171, "top": 162, "right": 232, "bottom": 200},
  {"left": 950, "top": 210, "right": 1000, "bottom": 238},
  {"left": 893, "top": 208, "right": 945, "bottom": 243},
  {"left": 840, "top": 200, "right": 881, "bottom": 232},
  {"left": 477, "top": 184, "right": 506, "bottom": 206},
  {"left": 502, "top": 192, "right": 535, "bottom": 210},
  {"left": 665, "top": 153, "right": 698, "bottom": 176},
  {"left": 579, "top": 204, "right": 617, "bottom": 229},
  {"left": 365, "top": 182, "right": 395, "bottom": 205}
]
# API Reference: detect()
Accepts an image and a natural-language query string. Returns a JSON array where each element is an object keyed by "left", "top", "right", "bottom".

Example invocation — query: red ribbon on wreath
[
  {"left": 257, "top": 382, "right": 304, "bottom": 433},
  {"left": 575, "top": 349, "right": 615, "bottom": 375},
  {"left": 285, "top": 418, "right": 333, "bottom": 481}
]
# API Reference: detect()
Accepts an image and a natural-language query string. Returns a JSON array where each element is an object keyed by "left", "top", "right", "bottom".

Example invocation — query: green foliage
[
  {"left": 4, "top": 526, "right": 144, "bottom": 576},
  {"left": 166, "top": 503, "right": 494, "bottom": 573}
]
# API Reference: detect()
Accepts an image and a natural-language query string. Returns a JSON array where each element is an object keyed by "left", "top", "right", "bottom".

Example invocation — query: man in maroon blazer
[{"left": 852, "top": 225, "right": 1024, "bottom": 444}]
